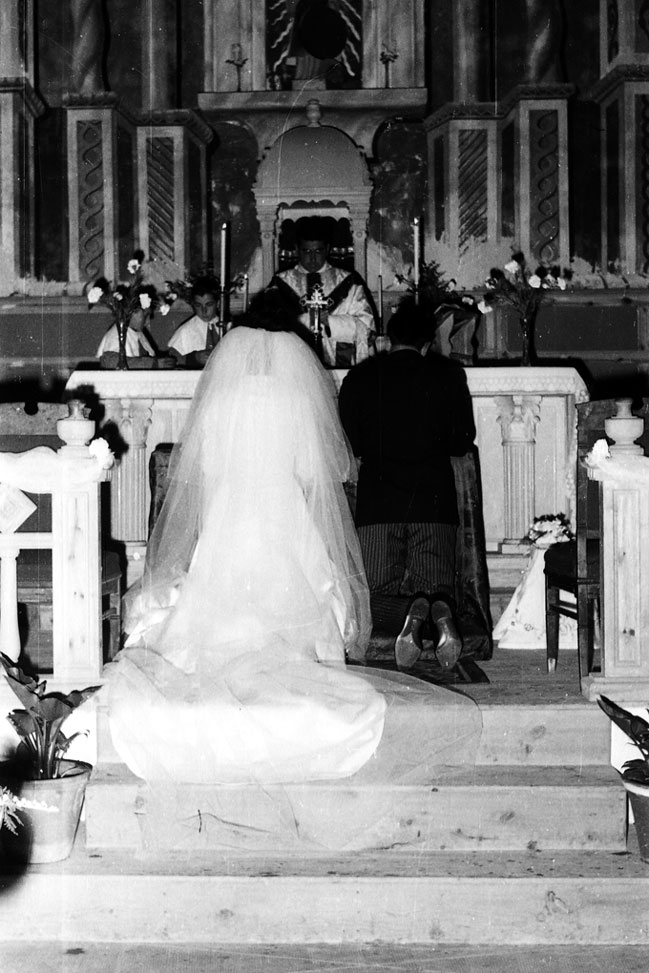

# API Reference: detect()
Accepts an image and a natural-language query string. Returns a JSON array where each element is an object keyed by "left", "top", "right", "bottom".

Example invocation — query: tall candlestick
[
  {"left": 377, "top": 274, "right": 383, "bottom": 331},
  {"left": 243, "top": 273, "right": 249, "bottom": 312},
  {"left": 220, "top": 222, "right": 228, "bottom": 287},
  {"left": 220, "top": 222, "right": 228, "bottom": 323},
  {"left": 413, "top": 217, "right": 420, "bottom": 301}
]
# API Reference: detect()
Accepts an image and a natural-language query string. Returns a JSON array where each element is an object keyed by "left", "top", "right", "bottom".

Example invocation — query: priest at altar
[{"left": 268, "top": 216, "right": 375, "bottom": 367}]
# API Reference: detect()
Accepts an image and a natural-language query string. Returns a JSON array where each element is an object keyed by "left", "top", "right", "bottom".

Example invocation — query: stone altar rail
[{"left": 66, "top": 366, "right": 588, "bottom": 587}]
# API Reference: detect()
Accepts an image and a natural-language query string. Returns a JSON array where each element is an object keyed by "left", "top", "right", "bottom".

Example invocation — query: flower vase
[
  {"left": 116, "top": 318, "right": 129, "bottom": 370},
  {"left": 519, "top": 314, "right": 536, "bottom": 366}
]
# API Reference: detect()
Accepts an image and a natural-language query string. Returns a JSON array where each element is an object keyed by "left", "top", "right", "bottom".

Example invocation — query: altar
[{"left": 66, "top": 366, "right": 588, "bottom": 587}]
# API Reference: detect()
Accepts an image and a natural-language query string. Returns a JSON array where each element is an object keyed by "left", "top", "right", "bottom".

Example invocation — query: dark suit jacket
[{"left": 338, "top": 349, "right": 476, "bottom": 527}]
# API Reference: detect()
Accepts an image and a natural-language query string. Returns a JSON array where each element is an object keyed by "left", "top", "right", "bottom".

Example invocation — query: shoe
[
  {"left": 430, "top": 599, "right": 463, "bottom": 669},
  {"left": 395, "top": 595, "right": 430, "bottom": 670}
]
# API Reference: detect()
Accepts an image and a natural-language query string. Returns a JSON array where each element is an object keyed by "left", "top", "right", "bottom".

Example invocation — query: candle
[
  {"left": 243, "top": 273, "right": 249, "bottom": 312},
  {"left": 220, "top": 222, "right": 228, "bottom": 288},
  {"left": 377, "top": 274, "right": 383, "bottom": 329},
  {"left": 413, "top": 217, "right": 420, "bottom": 298}
]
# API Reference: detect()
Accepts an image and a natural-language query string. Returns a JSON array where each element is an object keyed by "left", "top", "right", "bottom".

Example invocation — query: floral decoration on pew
[
  {"left": 525, "top": 513, "right": 574, "bottom": 549},
  {"left": 88, "top": 437, "right": 115, "bottom": 471}
]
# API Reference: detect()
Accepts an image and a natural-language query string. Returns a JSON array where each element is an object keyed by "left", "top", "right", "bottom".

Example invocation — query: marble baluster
[
  {"left": 0, "top": 545, "right": 21, "bottom": 662},
  {"left": 107, "top": 399, "right": 153, "bottom": 585},
  {"left": 496, "top": 394, "right": 542, "bottom": 546}
]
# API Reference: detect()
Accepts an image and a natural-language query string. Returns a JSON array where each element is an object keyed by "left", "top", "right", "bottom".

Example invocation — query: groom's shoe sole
[
  {"left": 434, "top": 615, "right": 463, "bottom": 669},
  {"left": 395, "top": 596, "right": 430, "bottom": 670}
]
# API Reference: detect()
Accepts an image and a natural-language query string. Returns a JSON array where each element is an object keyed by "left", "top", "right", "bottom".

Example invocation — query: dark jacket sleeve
[
  {"left": 338, "top": 372, "right": 363, "bottom": 457},
  {"left": 447, "top": 364, "right": 476, "bottom": 456}
]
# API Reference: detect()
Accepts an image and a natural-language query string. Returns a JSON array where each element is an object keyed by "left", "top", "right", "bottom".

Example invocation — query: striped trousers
[{"left": 357, "top": 522, "right": 457, "bottom": 634}]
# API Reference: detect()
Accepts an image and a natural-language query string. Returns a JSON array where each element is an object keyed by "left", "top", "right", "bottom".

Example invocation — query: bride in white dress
[{"left": 105, "top": 295, "right": 480, "bottom": 845}]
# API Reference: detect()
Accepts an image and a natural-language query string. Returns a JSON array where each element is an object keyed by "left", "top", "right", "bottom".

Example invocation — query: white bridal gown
[{"left": 105, "top": 327, "right": 480, "bottom": 846}]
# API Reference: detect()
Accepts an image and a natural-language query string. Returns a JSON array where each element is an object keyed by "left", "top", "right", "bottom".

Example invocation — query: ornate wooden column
[
  {"left": 65, "top": 0, "right": 136, "bottom": 287},
  {"left": 66, "top": 97, "right": 137, "bottom": 287},
  {"left": 425, "top": 105, "right": 499, "bottom": 274},
  {"left": 591, "top": 0, "right": 649, "bottom": 273},
  {"left": 424, "top": 0, "right": 497, "bottom": 278},
  {"left": 0, "top": 0, "right": 44, "bottom": 289}
]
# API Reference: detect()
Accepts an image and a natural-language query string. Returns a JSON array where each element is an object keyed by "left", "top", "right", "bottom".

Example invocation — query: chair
[
  {"left": 0, "top": 402, "right": 122, "bottom": 670},
  {"left": 544, "top": 398, "right": 649, "bottom": 677}
]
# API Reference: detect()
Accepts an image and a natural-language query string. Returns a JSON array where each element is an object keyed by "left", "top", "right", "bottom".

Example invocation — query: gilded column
[
  {"left": 524, "top": 0, "right": 564, "bottom": 84},
  {"left": 496, "top": 394, "right": 542, "bottom": 546},
  {"left": 142, "top": 0, "right": 177, "bottom": 110},
  {"left": 70, "top": 0, "right": 105, "bottom": 96},
  {"left": 452, "top": 0, "right": 489, "bottom": 102}
]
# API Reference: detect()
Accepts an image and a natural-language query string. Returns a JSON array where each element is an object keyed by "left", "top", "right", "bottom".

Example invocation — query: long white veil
[
  {"left": 124, "top": 325, "right": 371, "bottom": 669},
  {"left": 105, "top": 325, "right": 481, "bottom": 850}
]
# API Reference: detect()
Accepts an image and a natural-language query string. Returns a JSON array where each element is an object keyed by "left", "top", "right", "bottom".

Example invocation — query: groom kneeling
[{"left": 339, "top": 297, "right": 476, "bottom": 670}]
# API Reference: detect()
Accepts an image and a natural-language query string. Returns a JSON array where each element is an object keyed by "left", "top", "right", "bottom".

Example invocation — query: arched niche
[{"left": 255, "top": 114, "right": 372, "bottom": 283}]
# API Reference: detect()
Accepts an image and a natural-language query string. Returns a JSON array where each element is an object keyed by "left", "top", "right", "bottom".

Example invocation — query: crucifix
[{"left": 300, "top": 284, "right": 333, "bottom": 356}]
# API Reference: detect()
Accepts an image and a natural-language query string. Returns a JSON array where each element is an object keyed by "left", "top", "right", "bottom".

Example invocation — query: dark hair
[
  {"left": 386, "top": 296, "right": 430, "bottom": 348},
  {"left": 235, "top": 288, "right": 318, "bottom": 352},
  {"left": 191, "top": 276, "right": 220, "bottom": 301},
  {"left": 295, "top": 216, "right": 331, "bottom": 245}
]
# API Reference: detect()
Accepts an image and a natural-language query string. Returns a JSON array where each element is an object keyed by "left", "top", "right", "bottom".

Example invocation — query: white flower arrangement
[
  {"left": 88, "top": 437, "right": 115, "bottom": 470},
  {"left": 525, "top": 513, "right": 574, "bottom": 549},
  {"left": 86, "top": 250, "right": 178, "bottom": 347},
  {"left": 484, "top": 252, "right": 571, "bottom": 320},
  {"left": 587, "top": 438, "right": 611, "bottom": 466}
]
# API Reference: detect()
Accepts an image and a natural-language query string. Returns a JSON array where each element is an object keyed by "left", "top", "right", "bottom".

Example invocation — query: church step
[
  {"left": 477, "top": 702, "right": 609, "bottom": 766},
  {"left": 95, "top": 697, "right": 611, "bottom": 768},
  {"left": 2, "top": 846, "right": 647, "bottom": 945},
  {"left": 84, "top": 763, "right": 626, "bottom": 854}
]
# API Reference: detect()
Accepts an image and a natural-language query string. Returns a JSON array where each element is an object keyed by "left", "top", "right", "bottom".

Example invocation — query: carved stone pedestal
[
  {"left": 424, "top": 104, "right": 498, "bottom": 269},
  {"left": 498, "top": 84, "right": 573, "bottom": 268},
  {"left": 136, "top": 111, "right": 213, "bottom": 274},
  {"left": 64, "top": 96, "right": 137, "bottom": 288}
]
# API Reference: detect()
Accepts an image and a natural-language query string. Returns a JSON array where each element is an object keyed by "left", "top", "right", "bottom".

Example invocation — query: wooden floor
[{"left": 464, "top": 647, "right": 585, "bottom": 706}]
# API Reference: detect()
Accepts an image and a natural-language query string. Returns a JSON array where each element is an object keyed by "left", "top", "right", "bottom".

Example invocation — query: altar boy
[{"left": 167, "top": 277, "right": 222, "bottom": 368}]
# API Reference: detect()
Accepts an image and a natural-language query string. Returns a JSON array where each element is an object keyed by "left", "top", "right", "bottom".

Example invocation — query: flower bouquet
[
  {"left": 483, "top": 253, "right": 571, "bottom": 365},
  {"left": 87, "top": 250, "right": 178, "bottom": 369},
  {"left": 525, "top": 513, "right": 574, "bottom": 549}
]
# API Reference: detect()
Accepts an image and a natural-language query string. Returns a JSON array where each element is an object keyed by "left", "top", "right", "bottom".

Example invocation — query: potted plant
[
  {"left": 597, "top": 694, "right": 649, "bottom": 861},
  {"left": 0, "top": 653, "right": 100, "bottom": 863}
]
